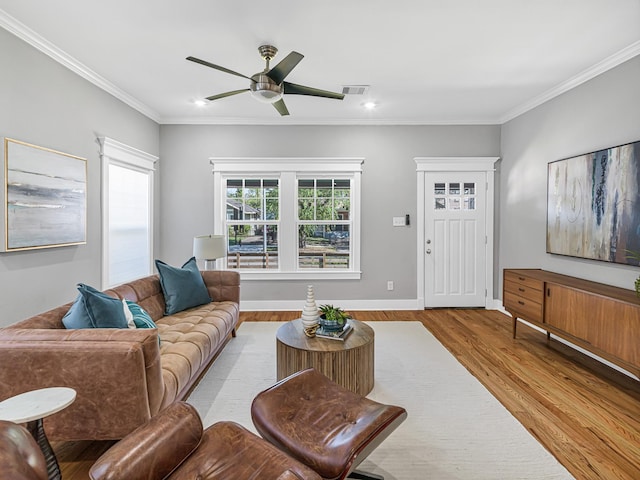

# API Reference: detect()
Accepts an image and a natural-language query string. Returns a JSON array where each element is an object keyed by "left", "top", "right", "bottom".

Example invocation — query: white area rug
[{"left": 188, "top": 322, "right": 574, "bottom": 480}]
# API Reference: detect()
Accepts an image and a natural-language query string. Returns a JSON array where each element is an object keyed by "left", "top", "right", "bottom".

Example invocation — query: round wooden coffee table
[{"left": 276, "top": 319, "right": 375, "bottom": 396}]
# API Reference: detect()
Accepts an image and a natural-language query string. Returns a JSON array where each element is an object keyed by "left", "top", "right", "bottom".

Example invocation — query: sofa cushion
[
  {"left": 62, "top": 284, "right": 128, "bottom": 329},
  {"left": 155, "top": 257, "right": 211, "bottom": 315}
]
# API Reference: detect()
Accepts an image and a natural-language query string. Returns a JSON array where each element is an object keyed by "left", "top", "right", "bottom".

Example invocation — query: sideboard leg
[{"left": 512, "top": 317, "right": 517, "bottom": 339}]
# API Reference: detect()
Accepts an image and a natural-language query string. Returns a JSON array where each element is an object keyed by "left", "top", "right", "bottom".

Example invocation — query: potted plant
[
  {"left": 319, "top": 304, "right": 351, "bottom": 331},
  {"left": 625, "top": 250, "right": 640, "bottom": 297}
]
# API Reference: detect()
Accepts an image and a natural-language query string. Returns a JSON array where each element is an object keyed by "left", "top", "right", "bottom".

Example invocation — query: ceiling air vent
[{"left": 342, "top": 85, "right": 370, "bottom": 95}]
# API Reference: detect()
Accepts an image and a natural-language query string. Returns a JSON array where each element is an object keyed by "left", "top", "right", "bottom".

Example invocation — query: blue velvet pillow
[
  {"left": 155, "top": 257, "right": 211, "bottom": 315},
  {"left": 62, "top": 284, "right": 129, "bottom": 329}
]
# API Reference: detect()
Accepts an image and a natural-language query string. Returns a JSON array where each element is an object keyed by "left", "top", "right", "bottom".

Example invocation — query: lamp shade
[{"left": 193, "top": 235, "right": 226, "bottom": 261}]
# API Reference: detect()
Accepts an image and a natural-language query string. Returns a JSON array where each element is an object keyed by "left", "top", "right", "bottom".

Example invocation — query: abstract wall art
[
  {"left": 2, "top": 138, "right": 87, "bottom": 251},
  {"left": 547, "top": 140, "right": 640, "bottom": 265}
]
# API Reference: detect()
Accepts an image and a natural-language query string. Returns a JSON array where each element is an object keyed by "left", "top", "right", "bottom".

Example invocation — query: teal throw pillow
[
  {"left": 155, "top": 257, "right": 211, "bottom": 315},
  {"left": 62, "top": 284, "right": 128, "bottom": 329},
  {"left": 125, "top": 300, "right": 157, "bottom": 329}
]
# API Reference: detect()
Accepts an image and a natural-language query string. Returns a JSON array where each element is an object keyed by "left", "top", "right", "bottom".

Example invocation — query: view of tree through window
[
  {"left": 297, "top": 178, "right": 351, "bottom": 269},
  {"left": 225, "top": 178, "right": 279, "bottom": 269}
]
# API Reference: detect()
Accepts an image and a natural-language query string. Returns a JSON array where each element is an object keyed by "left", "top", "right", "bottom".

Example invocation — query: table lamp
[{"left": 193, "top": 234, "right": 226, "bottom": 270}]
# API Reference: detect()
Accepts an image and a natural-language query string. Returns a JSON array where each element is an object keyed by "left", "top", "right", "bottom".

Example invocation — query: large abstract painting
[
  {"left": 547, "top": 140, "right": 640, "bottom": 265},
  {"left": 3, "top": 138, "right": 87, "bottom": 251}
]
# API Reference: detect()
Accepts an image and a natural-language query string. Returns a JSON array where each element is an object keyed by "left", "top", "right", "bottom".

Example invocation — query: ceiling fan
[{"left": 186, "top": 45, "right": 344, "bottom": 116}]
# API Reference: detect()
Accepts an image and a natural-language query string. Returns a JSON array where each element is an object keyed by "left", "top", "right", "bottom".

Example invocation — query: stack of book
[{"left": 316, "top": 321, "right": 353, "bottom": 341}]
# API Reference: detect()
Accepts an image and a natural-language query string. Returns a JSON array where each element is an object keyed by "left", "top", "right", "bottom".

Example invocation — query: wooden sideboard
[{"left": 503, "top": 268, "right": 640, "bottom": 378}]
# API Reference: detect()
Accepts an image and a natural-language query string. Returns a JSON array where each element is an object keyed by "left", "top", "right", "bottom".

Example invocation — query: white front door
[{"left": 424, "top": 171, "right": 487, "bottom": 307}]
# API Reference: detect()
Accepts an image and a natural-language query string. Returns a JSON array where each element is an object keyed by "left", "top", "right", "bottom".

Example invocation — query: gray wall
[
  {"left": 159, "top": 124, "right": 501, "bottom": 306},
  {"left": 499, "top": 56, "right": 640, "bottom": 294},
  {"left": 0, "top": 29, "right": 159, "bottom": 326}
]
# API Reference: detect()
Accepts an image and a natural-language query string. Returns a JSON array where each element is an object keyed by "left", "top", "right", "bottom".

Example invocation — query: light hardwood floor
[{"left": 57, "top": 309, "right": 640, "bottom": 479}]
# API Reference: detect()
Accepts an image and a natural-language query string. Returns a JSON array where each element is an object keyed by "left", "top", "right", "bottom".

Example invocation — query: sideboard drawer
[
  {"left": 504, "top": 290, "right": 543, "bottom": 323},
  {"left": 504, "top": 270, "right": 544, "bottom": 293}
]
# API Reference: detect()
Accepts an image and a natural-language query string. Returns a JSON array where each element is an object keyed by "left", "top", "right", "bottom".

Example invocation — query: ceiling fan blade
[
  {"left": 186, "top": 56, "right": 252, "bottom": 80},
  {"left": 206, "top": 89, "right": 250, "bottom": 101},
  {"left": 283, "top": 82, "right": 345, "bottom": 100},
  {"left": 272, "top": 99, "right": 290, "bottom": 116},
  {"left": 266, "top": 51, "right": 304, "bottom": 84}
]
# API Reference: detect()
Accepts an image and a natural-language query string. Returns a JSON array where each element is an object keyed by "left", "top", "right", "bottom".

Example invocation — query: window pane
[
  {"left": 226, "top": 178, "right": 279, "bottom": 222},
  {"left": 108, "top": 164, "right": 150, "bottom": 285},
  {"left": 298, "top": 225, "right": 350, "bottom": 269},
  {"left": 316, "top": 198, "right": 333, "bottom": 220},
  {"left": 227, "top": 224, "right": 278, "bottom": 269},
  {"left": 298, "top": 199, "right": 315, "bottom": 220}
]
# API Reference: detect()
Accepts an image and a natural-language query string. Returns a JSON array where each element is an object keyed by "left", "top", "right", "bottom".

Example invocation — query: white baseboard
[{"left": 240, "top": 298, "right": 421, "bottom": 312}]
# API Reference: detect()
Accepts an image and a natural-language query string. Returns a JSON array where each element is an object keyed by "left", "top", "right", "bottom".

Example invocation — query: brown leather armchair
[
  {"left": 0, "top": 420, "right": 48, "bottom": 480},
  {"left": 89, "top": 401, "right": 322, "bottom": 480}
]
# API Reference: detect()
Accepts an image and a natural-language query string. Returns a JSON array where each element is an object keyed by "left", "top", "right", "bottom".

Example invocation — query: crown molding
[
  {"left": 158, "top": 115, "right": 501, "bottom": 126},
  {"left": 0, "top": 9, "right": 161, "bottom": 123},
  {"left": 500, "top": 40, "right": 640, "bottom": 124}
]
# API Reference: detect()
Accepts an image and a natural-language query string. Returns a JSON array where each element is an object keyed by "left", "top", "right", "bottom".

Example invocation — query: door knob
[
  {"left": 426, "top": 239, "right": 431, "bottom": 244},
  {"left": 426, "top": 249, "right": 431, "bottom": 254}
]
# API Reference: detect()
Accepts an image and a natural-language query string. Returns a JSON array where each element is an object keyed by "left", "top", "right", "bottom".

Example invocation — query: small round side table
[
  {"left": 276, "top": 319, "right": 375, "bottom": 396},
  {"left": 0, "top": 387, "right": 76, "bottom": 480}
]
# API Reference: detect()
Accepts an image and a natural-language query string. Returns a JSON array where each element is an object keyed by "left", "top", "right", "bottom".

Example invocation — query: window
[
  {"left": 211, "top": 158, "right": 363, "bottom": 280},
  {"left": 434, "top": 181, "right": 477, "bottom": 211},
  {"left": 100, "top": 137, "right": 157, "bottom": 288},
  {"left": 226, "top": 178, "right": 279, "bottom": 269}
]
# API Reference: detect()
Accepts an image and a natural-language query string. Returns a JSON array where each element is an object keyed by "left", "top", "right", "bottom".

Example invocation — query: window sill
[{"left": 232, "top": 270, "right": 362, "bottom": 281}]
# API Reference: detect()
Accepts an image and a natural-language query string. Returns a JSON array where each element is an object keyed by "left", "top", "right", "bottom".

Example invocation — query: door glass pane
[
  {"left": 464, "top": 197, "right": 476, "bottom": 210},
  {"left": 435, "top": 198, "right": 446, "bottom": 210},
  {"left": 434, "top": 183, "right": 446, "bottom": 195},
  {"left": 449, "top": 183, "right": 460, "bottom": 195},
  {"left": 464, "top": 183, "right": 475, "bottom": 194},
  {"left": 449, "top": 198, "right": 460, "bottom": 210}
]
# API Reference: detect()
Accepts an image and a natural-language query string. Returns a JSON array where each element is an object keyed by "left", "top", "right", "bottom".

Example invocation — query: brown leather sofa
[{"left": 0, "top": 270, "right": 240, "bottom": 442}]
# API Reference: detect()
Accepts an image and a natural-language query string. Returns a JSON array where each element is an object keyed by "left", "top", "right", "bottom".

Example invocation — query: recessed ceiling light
[
  {"left": 363, "top": 101, "right": 377, "bottom": 110},
  {"left": 193, "top": 99, "right": 207, "bottom": 107}
]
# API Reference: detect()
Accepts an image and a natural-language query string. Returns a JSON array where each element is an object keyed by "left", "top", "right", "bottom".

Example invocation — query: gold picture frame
[{"left": 2, "top": 138, "right": 87, "bottom": 251}]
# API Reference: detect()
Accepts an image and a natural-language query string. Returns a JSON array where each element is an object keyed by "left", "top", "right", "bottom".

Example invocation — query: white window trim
[
  {"left": 210, "top": 157, "right": 364, "bottom": 280},
  {"left": 99, "top": 137, "right": 158, "bottom": 288}
]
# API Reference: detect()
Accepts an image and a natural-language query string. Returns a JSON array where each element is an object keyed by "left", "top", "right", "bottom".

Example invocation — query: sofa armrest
[
  {"left": 0, "top": 328, "right": 164, "bottom": 441},
  {"left": 90, "top": 402, "right": 202, "bottom": 480},
  {"left": 201, "top": 270, "right": 240, "bottom": 305}
]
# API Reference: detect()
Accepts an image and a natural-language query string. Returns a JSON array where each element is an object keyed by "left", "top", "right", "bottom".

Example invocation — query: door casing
[{"left": 415, "top": 157, "right": 499, "bottom": 309}]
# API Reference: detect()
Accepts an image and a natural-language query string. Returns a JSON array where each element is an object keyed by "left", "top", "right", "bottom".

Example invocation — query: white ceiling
[{"left": 1, "top": 0, "right": 639, "bottom": 125}]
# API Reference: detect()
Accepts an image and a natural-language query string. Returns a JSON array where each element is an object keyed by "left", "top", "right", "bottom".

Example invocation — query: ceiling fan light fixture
[{"left": 250, "top": 72, "right": 283, "bottom": 104}]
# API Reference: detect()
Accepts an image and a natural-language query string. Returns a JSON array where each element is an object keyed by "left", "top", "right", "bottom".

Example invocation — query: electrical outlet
[{"left": 387, "top": 281, "right": 394, "bottom": 291}]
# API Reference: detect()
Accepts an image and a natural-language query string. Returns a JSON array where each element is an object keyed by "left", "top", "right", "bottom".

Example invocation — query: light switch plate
[{"left": 393, "top": 216, "right": 405, "bottom": 226}]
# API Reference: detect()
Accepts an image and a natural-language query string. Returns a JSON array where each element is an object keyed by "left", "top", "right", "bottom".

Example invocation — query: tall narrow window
[{"left": 100, "top": 137, "right": 157, "bottom": 288}]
